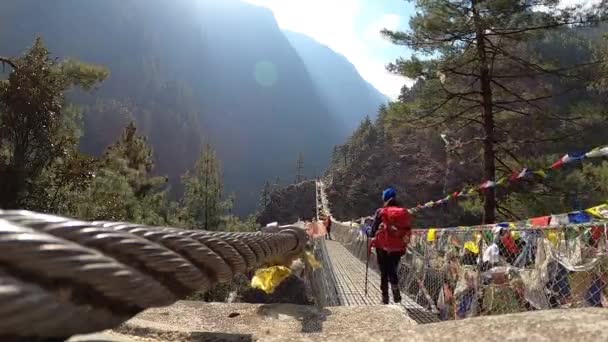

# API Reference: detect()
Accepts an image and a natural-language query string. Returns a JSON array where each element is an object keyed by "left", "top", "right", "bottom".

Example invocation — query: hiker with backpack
[
  {"left": 368, "top": 187, "right": 412, "bottom": 304},
  {"left": 324, "top": 215, "right": 333, "bottom": 240}
]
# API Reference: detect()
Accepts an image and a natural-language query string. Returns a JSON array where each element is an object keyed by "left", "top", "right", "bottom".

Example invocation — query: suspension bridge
[
  {"left": 0, "top": 179, "right": 607, "bottom": 340},
  {"left": 313, "top": 180, "right": 439, "bottom": 322}
]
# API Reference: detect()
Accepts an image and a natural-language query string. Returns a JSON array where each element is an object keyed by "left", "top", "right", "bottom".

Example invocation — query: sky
[
  {"left": 242, "top": 0, "right": 416, "bottom": 99},
  {"left": 241, "top": 0, "right": 598, "bottom": 100}
]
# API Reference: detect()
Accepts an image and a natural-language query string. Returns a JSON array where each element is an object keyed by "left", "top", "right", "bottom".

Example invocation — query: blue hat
[{"left": 382, "top": 187, "right": 396, "bottom": 202}]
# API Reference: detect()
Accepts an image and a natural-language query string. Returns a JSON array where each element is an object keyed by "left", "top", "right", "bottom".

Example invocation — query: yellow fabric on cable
[{"left": 251, "top": 266, "right": 293, "bottom": 294}]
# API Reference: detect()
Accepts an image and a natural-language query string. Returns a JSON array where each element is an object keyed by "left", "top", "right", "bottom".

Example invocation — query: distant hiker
[
  {"left": 324, "top": 215, "right": 332, "bottom": 240},
  {"left": 361, "top": 217, "right": 373, "bottom": 237},
  {"left": 369, "top": 187, "right": 412, "bottom": 304}
]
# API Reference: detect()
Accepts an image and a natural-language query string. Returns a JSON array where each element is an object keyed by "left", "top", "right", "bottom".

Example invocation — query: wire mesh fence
[
  {"left": 308, "top": 237, "right": 342, "bottom": 307},
  {"left": 330, "top": 220, "right": 608, "bottom": 321}
]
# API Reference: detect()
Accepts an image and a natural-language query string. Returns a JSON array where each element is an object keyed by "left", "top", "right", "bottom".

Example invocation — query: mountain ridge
[
  {"left": 284, "top": 30, "right": 388, "bottom": 137},
  {"left": 0, "top": 0, "right": 386, "bottom": 215}
]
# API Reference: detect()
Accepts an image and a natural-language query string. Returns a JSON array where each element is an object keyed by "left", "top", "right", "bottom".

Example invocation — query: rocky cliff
[{"left": 257, "top": 181, "right": 317, "bottom": 225}]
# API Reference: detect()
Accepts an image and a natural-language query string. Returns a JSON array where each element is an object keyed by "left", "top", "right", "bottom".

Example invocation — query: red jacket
[
  {"left": 371, "top": 206, "right": 412, "bottom": 253},
  {"left": 324, "top": 217, "right": 332, "bottom": 231}
]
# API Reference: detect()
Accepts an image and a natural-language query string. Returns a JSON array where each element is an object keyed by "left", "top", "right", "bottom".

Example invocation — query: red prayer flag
[{"left": 530, "top": 216, "right": 551, "bottom": 227}]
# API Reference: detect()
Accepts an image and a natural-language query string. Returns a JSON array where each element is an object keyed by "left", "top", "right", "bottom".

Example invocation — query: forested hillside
[
  {"left": 322, "top": 13, "right": 608, "bottom": 227},
  {"left": 2, "top": 0, "right": 607, "bottom": 229},
  {"left": 0, "top": 0, "right": 385, "bottom": 214},
  {"left": 0, "top": 38, "right": 245, "bottom": 229}
]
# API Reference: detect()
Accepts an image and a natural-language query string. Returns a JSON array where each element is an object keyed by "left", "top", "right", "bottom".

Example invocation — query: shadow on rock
[
  {"left": 256, "top": 303, "right": 332, "bottom": 334},
  {"left": 187, "top": 331, "right": 253, "bottom": 342},
  {"left": 240, "top": 275, "right": 314, "bottom": 305},
  {"left": 403, "top": 308, "right": 440, "bottom": 324}
]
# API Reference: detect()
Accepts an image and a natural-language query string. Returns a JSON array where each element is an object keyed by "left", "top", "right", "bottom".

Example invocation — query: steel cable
[{"left": 0, "top": 210, "right": 308, "bottom": 339}]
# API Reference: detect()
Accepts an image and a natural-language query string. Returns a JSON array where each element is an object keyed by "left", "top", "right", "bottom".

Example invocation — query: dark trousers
[{"left": 376, "top": 248, "right": 403, "bottom": 303}]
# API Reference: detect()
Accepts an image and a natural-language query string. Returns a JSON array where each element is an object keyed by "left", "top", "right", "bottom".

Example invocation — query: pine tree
[
  {"left": 71, "top": 122, "right": 171, "bottom": 224},
  {"left": 383, "top": 1, "right": 605, "bottom": 223},
  {"left": 259, "top": 180, "right": 271, "bottom": 210},
  {"left": 272, "top": 176, "right": 282, "bottom": 192},
  {"left": 102, "top": 121, "right": 159, "bottom": 191},
  {"left": 295, "top": 152, "right": 305, "bottom": 183},
  {"left": 182, "top": 144, "right": 229, "bottom": 230},
  {"left": 0, "top": 37, "right": 108, "bottom": 209},
  {"left": 23, "top": 104, "right": 99, "bottom": 214}
]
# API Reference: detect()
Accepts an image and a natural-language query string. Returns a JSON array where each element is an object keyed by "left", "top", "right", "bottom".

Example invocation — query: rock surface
[
  {"left": 69, "top": 301, "right": 608, "bottom": 341},
  {"left": 68, "top": 332, "right": 137, "bottom": 342}
]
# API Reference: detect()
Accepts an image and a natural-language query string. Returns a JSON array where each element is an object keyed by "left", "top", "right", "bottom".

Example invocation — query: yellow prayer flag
[
  {"left": 547, "top": 231, "right": 559, "bottom": 247},
  {"left": 251, "top": 266, "right": 292, "bottom": 294},
  {"left": 586, "top": 203, "right": 608, "bottom": 219},
  {"left": 464, "top": 241, "right": 479, "bottom": 254},
  {"left": 303, "top": 251, "right": 321, "bottom": 270},
  {"left": 427, "top": 228, "right": 437, "bottom": 242}
]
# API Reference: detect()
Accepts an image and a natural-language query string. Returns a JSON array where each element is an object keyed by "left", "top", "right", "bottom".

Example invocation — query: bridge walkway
[{"left": 323, "top": 240, "right": 440, "bottom": 324}]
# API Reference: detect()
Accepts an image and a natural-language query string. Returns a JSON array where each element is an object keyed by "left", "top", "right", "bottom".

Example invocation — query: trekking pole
[{"left": 365, "top": 234, "right": 370, "bottom": 296}]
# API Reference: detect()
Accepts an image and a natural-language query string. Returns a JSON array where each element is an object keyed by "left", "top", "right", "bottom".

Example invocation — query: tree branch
[
  {"left": 446, "top": 136, "right": 485, "bottom": 153},
  {"left": 486, "top": 19, "right": 591, "bottom": 36},
  {"left": 412, "top": 97, "right": 453, "bottom": 122},
  {"left": 491, "top": 80, "right": 587, "bottom": 122},
  {"left": 0, "top": 56, "right": 17, "bottom": 70},
  {"left": 412, "top": 104, "right": 480, "bottom": 129},
  {"left": 449, "top": 93, "right": 483, "bottom": 104},
  {"left": 491, "top": 60, "right": 606, "bottom": 79},
  {"left": 497, "top": 204, "right": 521, "bottom": 221},
  {"left": 506, "top": 127, "right": 595, "bottom": 145},
  {"left": 442, "top": 68, "right": 480, "bottom": 78},
  {"left": 495, "top": 154, "right": 515, "bottom": 174},
  {"left": 490, "top": 78, "right": 554, "bottom": 117},
  {"left": 485, "top": 41, "right": 591, "bottom": 81},
  {"left": 494, "top": 95, "right": 553, "bottom": 105},
  {"left": 492, "top": 103, "right": 532, "bottom": 116},
  {"left": 496, "top": 144, "right": 524, "bottom": 166}
]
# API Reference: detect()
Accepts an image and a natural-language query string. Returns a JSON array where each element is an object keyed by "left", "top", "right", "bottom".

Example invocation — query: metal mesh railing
[
  {"left": 331, "top": 221, "right": 608, "bottom": 321},
  {"left": 307, "top": 238, "right": 342, "bottom": 307}
]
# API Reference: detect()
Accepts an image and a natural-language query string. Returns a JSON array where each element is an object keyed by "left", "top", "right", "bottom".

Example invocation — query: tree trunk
[
  {"left": 473, "top": 0, "right": 496, "bottom": 224},
  {"left": 3, "top": 135, "right": 30, "bottom": 209},
  {"left": 204, "top": 151, "right": 209, "bottom": 231}
]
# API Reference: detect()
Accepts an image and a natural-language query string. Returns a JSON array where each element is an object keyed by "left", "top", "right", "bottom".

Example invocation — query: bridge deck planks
[{"left": 323, "top": 240, "right": 439, "bottom": 324}]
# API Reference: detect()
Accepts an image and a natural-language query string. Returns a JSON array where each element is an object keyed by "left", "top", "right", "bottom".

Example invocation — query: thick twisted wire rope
[{"left": 0, "top": 210, "right": 307, "bottom": 339}]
